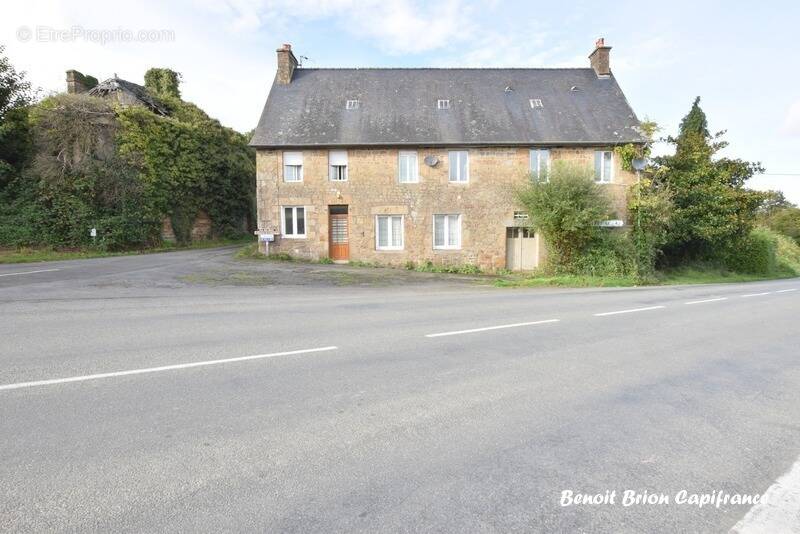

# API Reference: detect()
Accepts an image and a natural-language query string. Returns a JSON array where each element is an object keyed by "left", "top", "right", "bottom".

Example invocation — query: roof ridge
[{"left": 296, "top": 67, "right": 593, "bottom": 71}]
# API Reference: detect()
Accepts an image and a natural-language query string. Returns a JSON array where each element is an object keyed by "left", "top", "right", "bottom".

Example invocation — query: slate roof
[
  {"left": 250, "top": 68, "right": 645, "bottom": 148},
  {"left": 89, "top": 77, "right": 169, "bottom": 116}
]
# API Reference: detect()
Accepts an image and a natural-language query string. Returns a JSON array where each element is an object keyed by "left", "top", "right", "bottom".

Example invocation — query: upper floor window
[
  {"left": 437, "top": 99, "right": 450, "bottom": 110},
  {"left": 434, "top": 214, "right": 461, "bottom": 250},
  {"left": 529, "top": 149, "right": 550, "bottom": 182},
  {"left": 345, "top": 99, "right": 359, "bottom": 110},
  {"left": 329, "top": 150, "right": 348, "bottom": 181},
  {"left": 448, "top": 150, "right": 469, "bottom": 183},
  {"left": 529, "top": 98, "right": 543, "bottom": 108},
  {"left": 281, "top": 206, "right": 306, "bottom": 238},
  {"left": 594, "top": 150, "right": 614, "bottom": 183},
  {"left": 398, "top": 151, "right": 418, "bottom": 183},
  {"left": 283, "top": 151, "right": 303, "bottom": 182}
]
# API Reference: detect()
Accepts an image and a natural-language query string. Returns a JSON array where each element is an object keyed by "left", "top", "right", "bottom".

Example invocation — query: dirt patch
[{"left": 180, "top": 257, "right": 491, "bottom": 288}]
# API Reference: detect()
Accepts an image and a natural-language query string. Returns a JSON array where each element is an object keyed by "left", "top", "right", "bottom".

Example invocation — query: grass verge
[{"left": 0, "top": 237, "right": 254, "bottom": 264}]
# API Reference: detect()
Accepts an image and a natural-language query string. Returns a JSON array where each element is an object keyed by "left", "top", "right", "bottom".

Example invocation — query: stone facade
[{"left": 255, "top": 146, "right": 635, "bottom": 271}]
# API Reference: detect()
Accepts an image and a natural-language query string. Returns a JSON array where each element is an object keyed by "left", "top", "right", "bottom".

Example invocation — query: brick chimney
[
  {"left": 589, "top": 38, "right": 612, "bottom": 77},
  {"left": 275, "top": 43, "right": 298, "bottom": 85},
  {"left": 66, "top": 69, "right": 88, "bottom": 94}
]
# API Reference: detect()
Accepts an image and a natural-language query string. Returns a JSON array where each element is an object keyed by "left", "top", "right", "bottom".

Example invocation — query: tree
[
  {"left": 144, "top": 68, "right": 182, "bottom": 99},
  {"left": 0, "top": 45, "right": 34, "bottom": 189},
  {"left": 516, "top": 161, "right": 612, "bottom": 269},
  {"left": 757, "top": 190, "right": 795, "bottom": 216},
  {"left": 652, "top": 97, "right": 765, "bottom": 263}
]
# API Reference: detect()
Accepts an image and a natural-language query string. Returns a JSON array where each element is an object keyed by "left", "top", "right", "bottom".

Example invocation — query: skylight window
[
  {"left": 437, "top": 99, "right": 450, "bottom": 110},
  {"left": 529, "top": 98, "right": 543, "bottom": 108},
  {"left": 346, "top": 99, "right": 359, "bottom": 110}
]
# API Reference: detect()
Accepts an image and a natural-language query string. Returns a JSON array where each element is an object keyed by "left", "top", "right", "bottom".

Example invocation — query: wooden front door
[{"left": 329, "top": 207, "right": 349, "bottom": 261}]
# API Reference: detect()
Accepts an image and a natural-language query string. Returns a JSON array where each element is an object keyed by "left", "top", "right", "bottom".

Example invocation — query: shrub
[
  {"left": 774, "top": 231, "right": 800, "bottom": 276},
  {"left": 571, "top": 231, "right": 636, "bottom": 277},
  {"left": 516, "top": 161, "right": 612, "bottom": 270},
  {"left": 721, "top": 227, "right": 777, "bottom": 275},
  {"left": 628, "top": 177, "right": 673, "bottom": 280},
  {"left": 764, "top": 207, "right": 800, "bottom": 245}
]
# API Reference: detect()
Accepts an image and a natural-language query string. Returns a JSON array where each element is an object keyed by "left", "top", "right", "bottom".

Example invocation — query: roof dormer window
[
  {"left": 529, "top": 98, "right": 543, "bottom": 108},
  {"left": 437, "top": 99, "right": 450, "bottom": 110},
  {"left": 346, "top": 99, "right": 359, "bottom": 110}
]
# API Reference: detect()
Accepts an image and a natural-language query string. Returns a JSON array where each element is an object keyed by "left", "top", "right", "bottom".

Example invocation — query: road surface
[{"left": 1, "top": 248, "right": 799, "bottom": 532}]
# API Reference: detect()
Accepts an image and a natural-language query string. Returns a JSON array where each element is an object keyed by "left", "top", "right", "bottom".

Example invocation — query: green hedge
[{"left": 721, "top": 227, "right": 777, "bottom": 275}]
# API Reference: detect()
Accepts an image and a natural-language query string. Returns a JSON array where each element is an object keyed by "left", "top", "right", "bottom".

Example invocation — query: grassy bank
[
  {"left": 235, "top": 243, "right": 799, "bottom": 288},
  {"left": 0, "top": 237, "right": 254, "bottom": 264}
]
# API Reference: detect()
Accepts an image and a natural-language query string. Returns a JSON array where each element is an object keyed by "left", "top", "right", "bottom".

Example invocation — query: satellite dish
[
  {"left": 631, "top": 158, "right": 647, "bottom": 171},
  {"left": 424, "top": 155, "right": 439, "bottom": 167}
]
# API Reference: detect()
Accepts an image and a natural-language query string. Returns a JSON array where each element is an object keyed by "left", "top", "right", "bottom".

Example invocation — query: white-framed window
[
  {"left": 529, "top": 98, "right": 543, "bottom": 108},
  {"left": 530, "top": 149, "right": 550, "bottom": 182},
  {"left": 448, "top": 150, "right": 469, "bottom": 183},
  {"left": 376, "top": 215, "right": 403, "bottom": 250},
  {"left": 433, "top": 214, "right": 461, "bottom": 249},
  {"left": 281, "top": 206, "right": 306, "bottom": 238},
  {"left": 283, "top": 151, "right": 303, "bottom": 182},
  {"left": 398, "top": 151, "right": 418, "bottom": 183},
  {"left": 329, "top": 150, "right": 348, "bottom": 181},
  {"left": 346, "top": 99, "right": 359, "bottom": 110},
  {"left": 594, "top": 150, "right": 614, "bottom": 183},
  {"left": 437, "top": 99, "right": 450, "bottom": 109}
]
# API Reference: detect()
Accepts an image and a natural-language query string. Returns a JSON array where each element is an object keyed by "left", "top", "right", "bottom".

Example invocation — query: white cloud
[{"left": 783, "top": 100, "right": 800, "bottom": 136}]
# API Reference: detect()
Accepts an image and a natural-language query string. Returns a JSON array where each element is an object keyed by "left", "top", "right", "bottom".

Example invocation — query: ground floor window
[
  {"left": 376, "top": 215, "right": 403, "bottom": 250},
  {"left": 434, "top": 214, "right": 461, "bottom": 249},
  {"left": 282, "top": 206, "right": 306, "bottom": 238}
]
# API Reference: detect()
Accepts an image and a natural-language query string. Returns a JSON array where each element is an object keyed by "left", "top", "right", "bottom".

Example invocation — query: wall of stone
[{"left": 255, "top": 146, "right": 636, "bottom": 270}]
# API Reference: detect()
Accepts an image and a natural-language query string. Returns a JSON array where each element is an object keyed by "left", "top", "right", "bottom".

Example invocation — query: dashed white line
[
  {"left": 0, "top": 268, "right": 60, "bottom": 278},
  {"left": 593, "top": 306, "right": 665, "bottom": 317},
  {"left": 685, "top": 297, "right": 728, "bottom": 305},
  {"left": 775, "top": 288, "right": 797, "bottom": 293},
  {"left": 0, "top": 346, "right": 338, "bottom": 392},
  {"left": 741, "top": 292, "right": 772, "bottom": 298},
  {"left": 425, "top": 319, "right": 560, "bottom": 338},
  {"left": 731, "top": 455, "right": 800, "bottom": 533}
]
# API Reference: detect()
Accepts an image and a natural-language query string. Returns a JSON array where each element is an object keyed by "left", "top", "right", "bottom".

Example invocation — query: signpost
[{"left": 258, "top": 232, "right": 275, "bottom": 254}]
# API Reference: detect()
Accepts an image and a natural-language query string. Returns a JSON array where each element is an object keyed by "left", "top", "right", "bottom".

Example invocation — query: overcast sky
[{"left": 4, "top": 0, "right": 799, "bottom": 202}]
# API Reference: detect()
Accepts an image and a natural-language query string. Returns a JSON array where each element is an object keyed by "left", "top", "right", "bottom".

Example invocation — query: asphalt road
[{"left": 1, "top": 248, "right": 799, "bottom": 533}]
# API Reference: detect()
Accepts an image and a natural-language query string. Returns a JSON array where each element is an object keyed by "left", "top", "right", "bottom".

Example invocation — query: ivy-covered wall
[{"left": 0, "top": 84, "right": 255, "bottom": 250}]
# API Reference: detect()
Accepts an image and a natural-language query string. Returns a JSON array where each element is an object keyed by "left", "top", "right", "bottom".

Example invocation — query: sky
[{"left": 3, "top": 0, "right": 799, "bottom": 202}]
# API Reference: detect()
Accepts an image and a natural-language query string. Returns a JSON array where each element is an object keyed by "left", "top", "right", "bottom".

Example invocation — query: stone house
[
  {"left": 65, "top": 69, "right": 211, "bottom": 242},
  {"left": 250, "top": 40, "right": 645, "bottom": 271}
]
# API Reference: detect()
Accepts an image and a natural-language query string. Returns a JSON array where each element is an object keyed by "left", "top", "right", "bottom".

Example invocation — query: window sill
[
  {"left": 376, "top": 248, "right": 404, "bottom": 252},
  {"left": 281, "top": 235, "right": 307, "bottom": 239}
]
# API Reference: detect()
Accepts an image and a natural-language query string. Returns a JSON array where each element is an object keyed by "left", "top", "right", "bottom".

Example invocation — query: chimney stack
[
  {"left": 589, "top": 38, "right": 612, "bottom": 77},
  {"left": 276, "top": 43, "right": 298, "bottom": 85},
  {"left": 66, "top": 69, "right": 88, "bottom": 94}
]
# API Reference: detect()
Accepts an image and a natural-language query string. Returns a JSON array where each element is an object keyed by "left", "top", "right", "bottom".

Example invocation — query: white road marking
[
  {"left": 0, "top": 268, "right": 60, "bottom": 278},
  {"left": 775, "top": 288, "right": 797, "bottom": 293},
  {"left": 0, "top": 346, "right": 338, "bottom": 392},
  {"left": 741, "top": 292, "right": 772, "bottom": 298},
  {"left": 425, "top": 319, "right": 560, "bottom": 338},
  {"left": 685, "top": 297, "right": 728, "bottom": 305},
  {"left": 731, "top": 455, "right": 800, "bottom": 533},
  {"left": 593, "top": 306, "right": 665, "bottom": 317}
]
